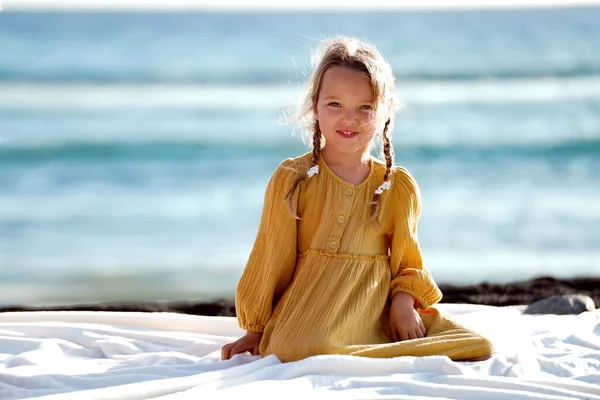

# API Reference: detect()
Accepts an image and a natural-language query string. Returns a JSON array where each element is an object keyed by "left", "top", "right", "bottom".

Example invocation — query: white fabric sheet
[{"left": 0, "top": 304, "right": 598, "bottom": 400}]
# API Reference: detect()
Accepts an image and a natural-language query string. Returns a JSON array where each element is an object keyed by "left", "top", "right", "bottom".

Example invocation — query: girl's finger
[
  {"left": 399, "top": 332, "right": 410, "bottom": 342},
  {"left": 252, "top": 346, "right": 260, "bottom": 356},
  {"left": 389, "top": 323, "right": 399, "bottom": 342},
  {"left": 221, "top": 344, "right": 232, "bottom": 360},
  {"left": 229, "top": 344, "right": 245, "bottom": 358}
]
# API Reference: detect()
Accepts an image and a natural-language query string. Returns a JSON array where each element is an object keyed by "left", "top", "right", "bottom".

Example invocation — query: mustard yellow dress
[{"left": 236, "top": 152, "right": 494, "bottom": 362}]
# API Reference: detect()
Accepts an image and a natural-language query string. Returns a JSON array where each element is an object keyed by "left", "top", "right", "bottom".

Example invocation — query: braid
[
  {"left": 286, "top": 122, "right": 322, "bottom": 219},
  {"left": 367, "top": 119, "right": 393, "bottom": 224},
  {"left": 382, "top": 119, "right": 394, "bottom": 181},
  {"left": 311, "top": 122, "right": 322, "bottom": 167}
]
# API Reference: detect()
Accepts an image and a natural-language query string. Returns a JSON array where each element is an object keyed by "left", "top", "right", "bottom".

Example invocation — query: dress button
[
  {"left": 337, "top": 215, "right": 345, "bottom": 224},
  {"left": 329, "top": 241, "right": 338, "bottom": 249},
  {"left": 345, "top": 188, "right": 354, "bottom": 196}
]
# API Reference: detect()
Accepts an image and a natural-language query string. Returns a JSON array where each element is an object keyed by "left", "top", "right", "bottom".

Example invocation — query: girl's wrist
[{"left": 391, "top": 291, "right": 416, "bottom": 307}]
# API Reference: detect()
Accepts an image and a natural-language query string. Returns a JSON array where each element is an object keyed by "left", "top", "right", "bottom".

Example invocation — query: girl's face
[{"left": 315, "top": 66, "right": 379, "bottom": 159}]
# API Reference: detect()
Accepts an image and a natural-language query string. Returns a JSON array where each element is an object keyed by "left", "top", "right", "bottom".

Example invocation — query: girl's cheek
[
  {"left": 322, "top": 109, "right": 339, "bottom": 120},
  {"left": 359, "top": 115, "right": 373, "bottom": 125},
  {"left": 360, "top": 119, "right": 378, "bottom": 132}
]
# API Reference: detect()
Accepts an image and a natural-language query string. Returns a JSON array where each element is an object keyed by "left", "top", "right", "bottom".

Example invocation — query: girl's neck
[{"left": 320, "top": 146, "right": 371, "bottom": 169}]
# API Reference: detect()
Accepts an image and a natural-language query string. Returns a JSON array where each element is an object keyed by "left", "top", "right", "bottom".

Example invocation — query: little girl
[{"left": 222, "top": 36, "right": 494, "bottom": 363}]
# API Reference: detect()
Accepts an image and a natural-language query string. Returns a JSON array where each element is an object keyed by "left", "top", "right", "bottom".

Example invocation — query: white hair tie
[
  {"left": 374, "top": 180, "right": 392, "bottom": 195},
  {"left": 307, "top": 165, "right": 319, "bottom": 178}
]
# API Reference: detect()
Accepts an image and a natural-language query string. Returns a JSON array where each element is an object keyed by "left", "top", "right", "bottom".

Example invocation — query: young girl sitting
[{"left": 222, "top": 36, "right": 494, "bottom": 363}]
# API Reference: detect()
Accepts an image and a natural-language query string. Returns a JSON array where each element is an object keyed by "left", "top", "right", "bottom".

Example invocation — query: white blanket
[{"left": 0, "top": 304, "right": 598, "bottom": 400}]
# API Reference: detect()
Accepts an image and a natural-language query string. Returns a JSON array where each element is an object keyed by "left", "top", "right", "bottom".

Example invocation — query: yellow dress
[{"left": 236, "top": 152, "right": 494, "bottom": 362}]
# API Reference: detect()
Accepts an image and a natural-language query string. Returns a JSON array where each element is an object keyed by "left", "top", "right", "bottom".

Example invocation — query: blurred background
[{"left": 0, "top": 1, "right": 599, "bottom": 306}]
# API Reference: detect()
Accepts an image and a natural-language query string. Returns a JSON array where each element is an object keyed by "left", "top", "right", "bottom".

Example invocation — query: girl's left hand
[{"left": 389, "top": 291, "right": 427, "bottom": 342}]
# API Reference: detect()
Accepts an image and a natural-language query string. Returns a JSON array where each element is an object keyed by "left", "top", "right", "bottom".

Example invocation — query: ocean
[{"left": 0, "top": 8, "right": 599, "bottom": 305}]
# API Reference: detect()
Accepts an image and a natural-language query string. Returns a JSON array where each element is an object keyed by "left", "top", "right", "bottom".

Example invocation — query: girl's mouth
[{"left": 337, "top": 129, "right": 358, "bottom": 139}]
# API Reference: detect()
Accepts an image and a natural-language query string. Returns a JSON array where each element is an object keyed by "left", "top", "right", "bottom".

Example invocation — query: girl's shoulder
[
  {"left": 270, "top": 152, "right": 313, "bottom": 183},
  {"left": 391, "top": 165, "right": 419, "bottom": 196},
  {"left": 371, "top": 159, "right": 420, "bottom": 206},
  {"left": 371, "top": 158, "right": 419, "bottom": 196},
  {"left": 391, "top": 165, "right": 421, "bottom": 212},
  {"left": 279, "top": 152, "right": 313, "bottom": 170}
]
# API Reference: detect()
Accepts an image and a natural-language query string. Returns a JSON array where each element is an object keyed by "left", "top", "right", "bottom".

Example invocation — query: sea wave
[
  {"left": 2, "top": 66, "right": 600, "bottom": 85},
  {"left": 1, "top": 137, "right": 598, "bottom": 164},
  {"left": 1, "top": 76, "right": 600, "bottom": 112}
]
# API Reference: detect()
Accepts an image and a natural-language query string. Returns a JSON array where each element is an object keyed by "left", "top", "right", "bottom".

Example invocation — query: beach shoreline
[{"left": 1, "top": 276, "right": 597, "bottom": 316}]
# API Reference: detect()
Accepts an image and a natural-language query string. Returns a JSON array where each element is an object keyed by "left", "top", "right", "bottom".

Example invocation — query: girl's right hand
[{"left": 221, "top": 331, "right": 263, "bottom": 360}]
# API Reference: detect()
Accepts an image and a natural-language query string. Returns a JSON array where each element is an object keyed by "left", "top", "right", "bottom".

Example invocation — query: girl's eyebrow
[{"left": 322, "top": 95, "right": 373, "bottom": 103}]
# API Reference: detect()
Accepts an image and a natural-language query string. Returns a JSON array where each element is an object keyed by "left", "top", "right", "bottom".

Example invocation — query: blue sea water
[{"left": 0, "top": 8, "right": 599, "bottom": 305}]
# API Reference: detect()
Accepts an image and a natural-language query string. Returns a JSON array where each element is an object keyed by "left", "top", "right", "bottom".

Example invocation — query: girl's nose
[{"left": 342, "top": 109, "right": 358, "bottom": 123}]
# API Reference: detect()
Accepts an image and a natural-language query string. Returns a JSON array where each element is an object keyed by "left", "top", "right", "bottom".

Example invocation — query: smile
[{"left": 337, "top": 129, "right": 359, "bottom": 138}]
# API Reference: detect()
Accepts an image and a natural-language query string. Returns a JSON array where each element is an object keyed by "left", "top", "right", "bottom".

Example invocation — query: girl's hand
[
  {"left": 389, "top": 291, "right": 427, "bottom": 342},
  {"left": 221, "top": 331, "right": 263, "bottom": 360}
]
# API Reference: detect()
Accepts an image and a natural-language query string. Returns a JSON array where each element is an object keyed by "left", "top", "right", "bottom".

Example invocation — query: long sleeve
[
  {"left": 235, "top": 159, "right": 300, "bottom": 332},
  {"left": 389, "top": 167, "right": 442, "bottom": 310}
]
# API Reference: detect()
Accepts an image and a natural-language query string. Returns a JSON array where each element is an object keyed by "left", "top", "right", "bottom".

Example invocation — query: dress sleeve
[
  {"left": 235, "top": 159, "right": 300, "bottom": 332},
  {"left": 389, "top": 167, "right": 442, "bottom": 310}
]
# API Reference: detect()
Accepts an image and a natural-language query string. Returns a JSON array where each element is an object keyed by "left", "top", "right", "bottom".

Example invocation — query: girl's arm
[
  {"left": 235, "top": 160, "right": 299, "bottom": 333},
  {"left": 388, "top": 168, "right": 442, "bottom": 310}
]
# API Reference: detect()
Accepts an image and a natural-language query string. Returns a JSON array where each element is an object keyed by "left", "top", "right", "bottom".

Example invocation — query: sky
[{"left": 3, "top": 0, "right": 600, "bottom": 11}]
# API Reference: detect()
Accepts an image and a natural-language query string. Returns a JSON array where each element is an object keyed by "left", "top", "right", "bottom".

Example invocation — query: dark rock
[
  {"left": 1, "top": 276, "right": 599, "bottom": 316},
  {"left": 524, "top": 294, "right": 596, "bottom": 315},
  {"left": 437, "top": 276, "right": 600, "bottom": 307},
  {"left": 0, "top": 299, "right": 237, "bottom": 317}
]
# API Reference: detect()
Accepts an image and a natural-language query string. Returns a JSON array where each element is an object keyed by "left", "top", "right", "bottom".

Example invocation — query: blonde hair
[{"left": 287, "top": 36, "right": 399, "bottom": 223}]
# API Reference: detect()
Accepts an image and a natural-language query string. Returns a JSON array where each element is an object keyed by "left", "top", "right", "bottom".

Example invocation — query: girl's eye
[
  {"left": 328, "top": 102, "right": 341, "bottom": 107},
  {"left": 360, "top": 105, "right": 373, "bottom": 110}
]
